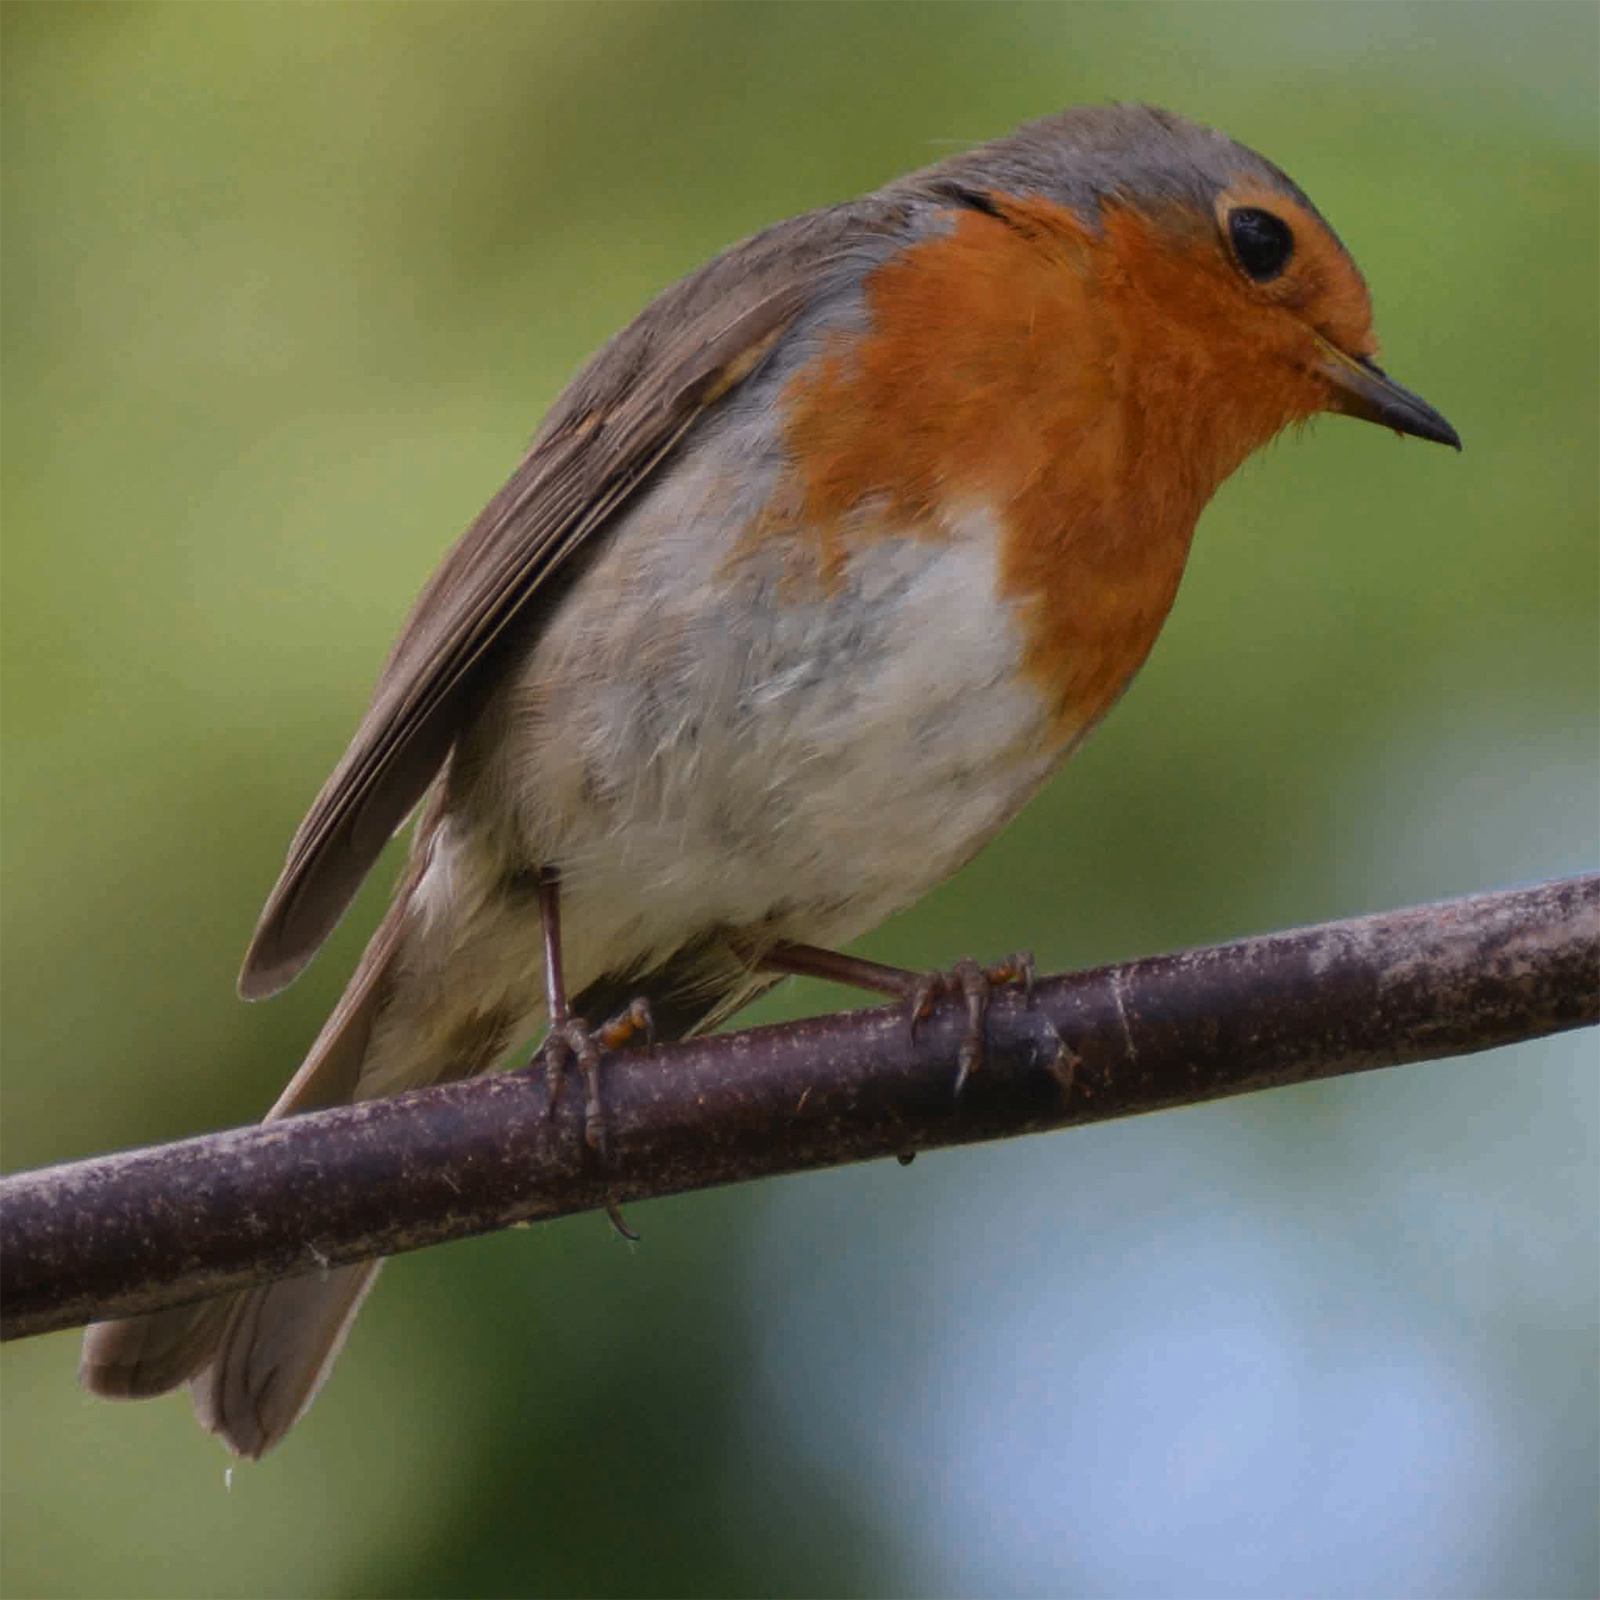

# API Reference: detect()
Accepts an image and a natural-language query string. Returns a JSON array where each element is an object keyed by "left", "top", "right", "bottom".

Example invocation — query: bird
[{"left": 79, "top": 103, "right": 1460, "bottom": 1457}]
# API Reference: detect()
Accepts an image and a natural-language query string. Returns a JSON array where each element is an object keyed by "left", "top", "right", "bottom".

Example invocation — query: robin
[{"left": 80, "top": 103, "right": 1459, "bottom": 1456}]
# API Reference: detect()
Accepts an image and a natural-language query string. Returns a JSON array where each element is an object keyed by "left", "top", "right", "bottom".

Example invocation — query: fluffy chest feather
[{"left": 465, "top": 498, "right": 1066, "bottom": 969}]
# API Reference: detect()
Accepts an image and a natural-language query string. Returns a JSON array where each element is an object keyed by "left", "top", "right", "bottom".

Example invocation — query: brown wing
[{"left": 239, "top": 204, "right": 893, "bottom": 1000}]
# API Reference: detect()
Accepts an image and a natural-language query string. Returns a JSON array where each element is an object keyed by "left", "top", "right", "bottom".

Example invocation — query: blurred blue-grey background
[{"left": 3, "top": 4, "right": 1595, "bottom": 1596}]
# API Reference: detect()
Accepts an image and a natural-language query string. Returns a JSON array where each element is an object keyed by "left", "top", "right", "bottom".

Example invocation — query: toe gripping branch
[
  {"left": 760, "top": 942, "right": 1061, "bottom": 1094},
  {"left": 534, "top": 863, "right": 1061, "bottom": 1186},
  {"left": 533, "top": 867, "right": 654, "bottom": 1240},
  {"left": 533, "top": 868, "right": 653, "bottom": 1158}
]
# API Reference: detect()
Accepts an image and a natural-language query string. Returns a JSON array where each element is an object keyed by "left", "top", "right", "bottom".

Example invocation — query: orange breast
[{"left": 769, "top": 198, "right": 1240, "bottom": 745}]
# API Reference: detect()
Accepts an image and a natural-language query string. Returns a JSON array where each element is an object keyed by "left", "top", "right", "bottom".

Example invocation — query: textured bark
[{"left": 4, "top": 874, "right": 1595, "bottom": 1341}]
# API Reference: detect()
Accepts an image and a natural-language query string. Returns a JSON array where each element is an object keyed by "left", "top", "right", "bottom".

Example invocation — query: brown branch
[{"left": 3, "top": 875, "right": 1595, "bottom": 1341}]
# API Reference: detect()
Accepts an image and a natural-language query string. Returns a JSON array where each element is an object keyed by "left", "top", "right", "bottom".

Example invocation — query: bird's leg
[
  {"left": 535, "top": 867, "right": 653, "bottom": 1164},
  {"left": 758, "top": 942, "right": 1037, "bottom": 1094}
]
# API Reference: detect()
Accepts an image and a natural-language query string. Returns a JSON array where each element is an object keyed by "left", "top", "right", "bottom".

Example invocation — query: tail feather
[
  {"left": 78, "top": 1296, "right": 234, "bottom": 1401},
  {"left": 79, "top": 841, "right": 773, "bottom": 1454},
  {"left": 189, "top": 1263, "right": 382, "bottom": 1458},
  {"left": 77, "top": 883, "right": 408, "bottom": 1447}
]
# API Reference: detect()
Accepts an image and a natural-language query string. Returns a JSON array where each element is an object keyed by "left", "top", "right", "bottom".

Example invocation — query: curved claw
[
  {"left": 536, "top": 996, "right": 655, "bottom": 1155},
  {"left": 755, "top": 938, "right": 1045, "bottom": 1096},
  {"left": 901, "top": 951, "right": 1038, "bottom": 1094},
  {"left": 906, "top": 973, "right": 941, "bottom": 1042},
  {"left": 605, "top": 1203, "right": 641, "bottom": 1242}
]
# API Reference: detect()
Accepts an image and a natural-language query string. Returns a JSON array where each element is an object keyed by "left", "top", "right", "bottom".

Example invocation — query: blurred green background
[{"left": 3, "top": 4, "right": 1595, "bottom": 1596}]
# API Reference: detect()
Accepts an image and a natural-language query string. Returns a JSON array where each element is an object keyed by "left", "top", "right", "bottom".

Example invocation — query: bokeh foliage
[{"left": 2, "top": 4, "right": 1595, "bottom": 1597}]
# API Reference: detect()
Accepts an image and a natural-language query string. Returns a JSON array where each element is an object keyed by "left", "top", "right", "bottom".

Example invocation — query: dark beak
[{"left": 1317, "top": 341, "right": 1461, "bottom": 450}]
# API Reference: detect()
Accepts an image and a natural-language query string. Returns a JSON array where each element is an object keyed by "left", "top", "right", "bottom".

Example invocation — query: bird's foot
[
  {"left": 539, "top": 997, "right": 654, "bottom": 1158},
  {"left": 759, "top": 942, "right": 1039, "bottom": 1094},
  {"left": 905, "top": 952, "right": 1035, "bottom": 1094}
]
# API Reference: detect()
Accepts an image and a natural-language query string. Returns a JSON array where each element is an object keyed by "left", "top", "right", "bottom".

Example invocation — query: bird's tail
[
  {"left": 79, "top": 893, "right": 404, "bottom": 1458},
  {"left": 79, "top": 865, "right": 773, "bottom": 1456}
]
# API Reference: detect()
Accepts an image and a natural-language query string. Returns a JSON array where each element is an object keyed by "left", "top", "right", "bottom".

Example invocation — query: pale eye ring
[{"left": 1227, "top": 207, "right": 1294, "bottom": 282}]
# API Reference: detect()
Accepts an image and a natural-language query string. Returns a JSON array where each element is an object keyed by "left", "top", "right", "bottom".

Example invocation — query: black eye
[{"left": 1227, "top": 207, "right": 1294, "bottom": 282}]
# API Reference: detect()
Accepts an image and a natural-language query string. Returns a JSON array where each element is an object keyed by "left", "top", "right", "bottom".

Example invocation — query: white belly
[
  {"left": 393, "top": 495, "right": 1075, "bottom": 1081},
  {"left": 498, "top": 507, "right": 1064, "bottom": 968}
]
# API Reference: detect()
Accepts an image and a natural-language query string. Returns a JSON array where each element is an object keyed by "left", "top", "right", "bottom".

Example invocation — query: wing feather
[{"left": 237, "top": 208, "right": 888, "bottom": 999}]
